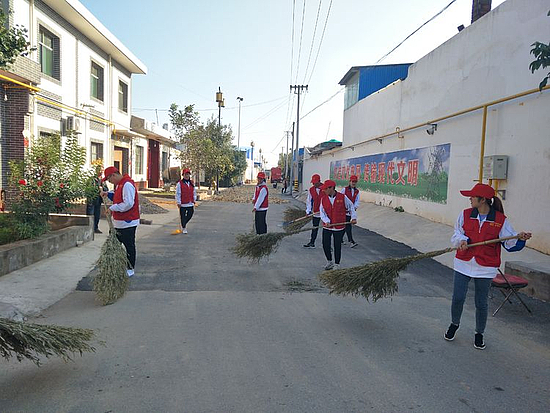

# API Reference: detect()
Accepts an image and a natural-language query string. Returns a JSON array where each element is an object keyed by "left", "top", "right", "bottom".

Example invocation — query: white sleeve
[
  {"left": 354, "top": 191, "right": 360, "bottom": 209},
  {"left": 110, "top": 182, "right": 135, "bottom": 212},
  {"left": 175, "top": 182, "right": 181, "bottom": 205},
  {"left": 345, "top": 196, "right": 357, "bottom": 220},
  {"left": 193, "top": 185, "right": 197, "bottom": 203},
  {"left": 319, "top": 202, "right": 330, "bottom": 225},
  {"left": 499, "top": 218, "right": 520, "bottom": 249},
  {"left": 306, "top": 191, "right": 312, "bottom": 214},
  {"left": 451, "top": 212, "right": 469, "bottom": 247},
  {"left": 254, "top": 187, "right": 267, "bottom": 210}
]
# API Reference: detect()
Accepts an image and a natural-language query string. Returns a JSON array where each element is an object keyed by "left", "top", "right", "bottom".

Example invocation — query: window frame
[
  {"left": 135, "top": 145, "right": 144, "bottom": 175},
  {"left": 38, "top": 25, "right": 60, "bottom": 80},
  {"left": 90, "top": 60, "right": 105, "bottom": 102},
  {"left": 118, "top": 79, "right": 128, "bottom": 113}
]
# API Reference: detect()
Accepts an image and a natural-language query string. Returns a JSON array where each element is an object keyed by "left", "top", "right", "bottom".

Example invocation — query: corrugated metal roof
[{"left": 358, "top": 64, "right": 411, "bottom": 100}]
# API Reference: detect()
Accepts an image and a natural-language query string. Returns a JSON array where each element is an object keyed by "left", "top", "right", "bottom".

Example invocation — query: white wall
[{"left": 303, "top": 0, "right": 550, "bottom": 254}]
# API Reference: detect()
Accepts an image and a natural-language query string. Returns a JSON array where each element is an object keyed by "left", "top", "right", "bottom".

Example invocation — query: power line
[
  {"left": 306, "top": 0, "right": 333, "bottom": 85},
  {"left": 243, "top": 99, "right": 288, "bottom": 130},
  {"left": 294, "top": 0, "right": 307, "bottom": 84},
  {"left": 376, "top": 0, "right": 458, "bottom": 64},
  {"left": 300, "top": 87, "right": 343, "bottom": 120},
  {"left": 302, "top": 0, "right": 323, "bottom": 84}
]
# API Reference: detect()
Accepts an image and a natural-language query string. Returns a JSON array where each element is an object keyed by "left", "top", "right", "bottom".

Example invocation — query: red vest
[
  {"left": 112, "top": 175, "right": 140, "bottom": 221},
  {"left": 253, "top": 184, "right": 269, "bottom": 209},
  {"left": 309, "top": 186, "right": 322, "bottom": 214},
  {"left": 344, "top": 186, "right": 359, "bottom": 204},
  {"left": 455, "top": 208, "right": 506, "bottom": 267},
  {"left": 179, "top": 179, "right": 195, "bottom": 204},
  {"left": 321, "top": 192, "right": 347, "bottom": 230}
]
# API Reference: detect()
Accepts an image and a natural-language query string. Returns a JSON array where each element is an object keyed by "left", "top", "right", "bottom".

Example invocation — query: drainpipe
[
  {"left": 108, "top": 55, "right": 113, "bottom": 169},
  {"left": 478, "top": 105, "right": 488, "bottom": 183}
]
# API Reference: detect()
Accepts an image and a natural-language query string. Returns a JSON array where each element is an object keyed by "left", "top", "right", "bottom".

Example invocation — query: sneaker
[
  {"left": 474, "top": 333, "right": 486, "bottom": 350},
  {"left": 94, "top": 229, "right": 103, "bottom": 234},
  {"left": 182, "top": 228, "right": 188, "bottom": 234},
  {"left": 333, "top": 263, "right": 340, "bottom": 270},
  {"left": 126, "top": 269, "right": 135, "bottom": 277},
  {"left": 444, "top": 323, "right": 459, "bottom": 341},
  {"left": 350, "top": 241, "right": 358, "bottom": 248},
  {"left": 302, "top": 243, "right": 315, "bottom": 248},
  {"left": 341, "top": 240, "right": 347, "bottom": 245},
  {"left": 324, "top": 261, "right": 334, "bottom": 270}
]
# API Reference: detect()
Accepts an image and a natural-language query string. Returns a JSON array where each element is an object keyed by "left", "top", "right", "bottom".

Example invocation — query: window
[
  {"left": 118, "top": 80, "right": 128, "bottom": 113},
  {"left": 135, "top": 145, "right": 144, "bottom": 175},
  {"left": 90, "top": 62, "right": 104, "bottom": 101},
  {"left": 91, "top": 142, "right": 104, "bottom": 162},
  {"left": 39, "top": 27, "right": 59, "bottom": 79},
  {"left": 161, "top": 151, "right": 168, "bottom": 174},
  {"left": 344, "top": 72, "right": 359, "bottom": 110}
]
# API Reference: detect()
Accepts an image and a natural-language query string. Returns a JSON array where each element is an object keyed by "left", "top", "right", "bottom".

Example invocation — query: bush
[{"left": 0, "top": 214, "right": 20, "bottom": 245}]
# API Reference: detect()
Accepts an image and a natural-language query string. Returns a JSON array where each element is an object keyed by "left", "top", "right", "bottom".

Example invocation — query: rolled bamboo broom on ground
[
  {"left": 319, "top": 235, "right": 521, "bottom": 302},
  {"left": 0, "top": 317, "right": 96, "bottom": 366},
  {"left": 232, "top": 221, "right": 354, "bottom": 262},
  {"left": 93, "top": 199, "right": 130, "bottom": 305}
]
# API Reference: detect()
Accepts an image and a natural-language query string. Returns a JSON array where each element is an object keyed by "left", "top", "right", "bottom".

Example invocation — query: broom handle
[
  {"left": 291, "top": 221, "right": 355, "bottom": 234},
  {"left": 286, "top": 214, "right": 312, "bottom": 224},
  {"left": 101, "top": 195, "right": 114, "bottom": 230},
  {"left": 462, "top": 235, "right": 521, "bottom": 249}
]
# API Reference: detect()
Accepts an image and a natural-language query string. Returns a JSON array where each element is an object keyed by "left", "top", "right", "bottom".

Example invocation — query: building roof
[
  {"left": 42, "top": 0, "right": 147, "bottom": 75},
  {"left": 338, "top": 64, "right": 411, "bottom": 86}
]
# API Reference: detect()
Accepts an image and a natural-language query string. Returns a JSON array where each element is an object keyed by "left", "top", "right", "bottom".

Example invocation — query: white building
[
  {"left": 1, "top": 0, "right": 146, "bottom": 194},
  {"left": 302, "top": 0, "right": 550, "bottom": 254}
]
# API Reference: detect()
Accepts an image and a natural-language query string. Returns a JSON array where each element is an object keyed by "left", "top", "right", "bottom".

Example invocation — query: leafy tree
[
  {"left": 0, "top": 8, "right": 31, "bottom": 69},
  {"left": 529, "top": 10, "right": 550, "bottom": 91}
]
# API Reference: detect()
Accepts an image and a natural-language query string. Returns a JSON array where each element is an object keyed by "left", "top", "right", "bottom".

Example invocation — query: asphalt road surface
[{"left": 1, "top": 199, "right": 549, "bottom": 413}]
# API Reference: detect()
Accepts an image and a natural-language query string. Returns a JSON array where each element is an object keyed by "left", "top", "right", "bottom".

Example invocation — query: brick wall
[{"left": 0, "top": 85, "right": 30, "bottom": 201}]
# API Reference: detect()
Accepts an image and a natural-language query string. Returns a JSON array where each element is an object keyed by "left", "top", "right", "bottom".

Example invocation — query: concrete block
[{"left": 505, "top": 261, "right": 550, "bottom": 302}]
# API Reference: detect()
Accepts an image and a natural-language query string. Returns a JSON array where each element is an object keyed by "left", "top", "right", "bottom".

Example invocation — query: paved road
[{"left": 1, "top": 199, "right": 549, "bottom": 413}]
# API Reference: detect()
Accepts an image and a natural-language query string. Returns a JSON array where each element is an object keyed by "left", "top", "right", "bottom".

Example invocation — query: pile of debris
[
  {"left": 212, "top": 185, "right": 289, "bottom": 204},
  {"left": 140, "top": 196, "right": 169, "bottom": 214}
]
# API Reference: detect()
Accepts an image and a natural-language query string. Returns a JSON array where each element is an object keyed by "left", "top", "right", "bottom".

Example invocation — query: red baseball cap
[
  {"left": 310, "top": 174, "right": 321, "bottom": 183},
  {"left": 182, "top": 168, "right": 191, "bottom": 175},
  {"left": 350, "top": 175, "right": 358, "bottom": 182},
  {"left": 460, "top": 183, "right": 495, "bottom": 199},
  {"left": 102, "top": 166, "right": 119, "bottom": 182},
  {"left": 257, "top": 172, "right": 266, "bottom": 179},
  {"left": 321, "top": 179, "right": 336, "bottom": 190}
]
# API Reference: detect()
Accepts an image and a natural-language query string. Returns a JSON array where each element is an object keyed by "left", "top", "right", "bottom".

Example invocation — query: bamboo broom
[
  {"left": 0, "top": 317, "right": 96, "bottom": 366},
  {"left": 319, "top": 235, "right": 522, "bottom": 302},
  {"left": 92, "top": 197, "right": 130, "bottom": 305},
  {"left": 232, "top": 221, "right": 354, "bottom": 262},
  {"left": 282, "top": 207, "right": 312, "bottom": 233}
]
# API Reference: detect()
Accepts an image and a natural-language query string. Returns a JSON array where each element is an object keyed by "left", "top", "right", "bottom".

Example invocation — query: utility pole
[
  {"left": 289, "top": 122, "right": 295, "bottom": 196},
  {"left": 237, "top": 97, "right": 243, "bottom": 148},
  {"left": 290, "top": 85, "right": 307, "bottom": 192},
  {"left": 215, "top": 87, "right": 225, "bottom": 193},
  {"left": 284, "top": 131, "right": 290, "bottom": 184}
]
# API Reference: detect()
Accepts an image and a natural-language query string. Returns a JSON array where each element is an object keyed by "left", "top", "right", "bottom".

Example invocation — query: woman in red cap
[
  {"left": 175, "top": 168, "right": 197, "bottom": 234},
  {"left": 445, "top": 183, "right": 531, "bottom": 349},
  {"left": 252, "top": 172, "right": 269, "bottom": 234},
  {"left": 341, "top": 175, "right": 360, "bottom": 248},
  {"left": 303, "top": 174, "right": 323, "bottom": 249},
  {"left": 100, "top": 166, "right": 140, "bottom": 277},
  {"left": 319, "top": 179, "right": 357, "bottom": 270}
]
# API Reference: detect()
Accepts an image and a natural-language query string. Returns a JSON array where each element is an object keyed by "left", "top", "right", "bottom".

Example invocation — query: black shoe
[
  {"left": 444, "top": 323, "right": 459, "bottom": 341},
  {"left": 303, "top": 243, "right": 315, "bottom": 249},
  {"left": 94, "top": 229, "right": 102, "bottom": 234},
  {"left": 474, "top": 333, "right": 486, "bottom": 350},
  {"left": 350, "top": 241, "right": 358, "bottom": 248}
]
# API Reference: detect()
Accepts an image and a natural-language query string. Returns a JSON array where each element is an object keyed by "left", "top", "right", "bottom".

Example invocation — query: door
[{"left": 147, "top": 139, "right": 160, "bottom": 188}]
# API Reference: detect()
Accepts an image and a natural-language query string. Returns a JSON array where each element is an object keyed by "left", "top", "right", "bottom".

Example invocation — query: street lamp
[
  {"left": 237, "top": 97, "right": 243, "bottom": 148},
  {"left": 215, "top": 87, "right": 225, "bottom": 192},
  {"left": 250, "top": 140, "right": 255, "bottom": 181}
]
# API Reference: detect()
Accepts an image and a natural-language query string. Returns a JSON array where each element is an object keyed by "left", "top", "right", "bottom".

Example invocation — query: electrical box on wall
[{"left": 483, "top": 155, "right": 508, "bottom": 180}]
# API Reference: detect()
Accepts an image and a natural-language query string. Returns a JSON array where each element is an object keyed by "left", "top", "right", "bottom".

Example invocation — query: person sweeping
[
  {"left": 252, "top": 172, "right": 269, "bottom": 235},
  {"left": 100, "top": 166, "right": 140, "bottom": 278},
  {"left": 174, "top": 168, "right": 197, "bottom": 234},
  {"left": 341, "top": 175, "right": 360, "bottom": 248},
  {"left": 444, "top": 183, "right": 531, "bottom": 350},
  {"left": 303, "top": 174, "right": 323, "bottom": 249},
  {"left": 319, "top": 179, "right": 357, "bottom": 270}
]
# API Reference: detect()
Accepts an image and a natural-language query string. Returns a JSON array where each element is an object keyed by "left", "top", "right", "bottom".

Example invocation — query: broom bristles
[
  {"left": 283, "top": 207, "right": 312, "bottom": 232},
  {"left": 0, "top": 317, "right": 96, "bottom": 365},
  {"left": 93, "top": 230, "right": 130, "bottom": 305},
  {"left": 231, "top": 232, "right": 289, "bottom": 262},
  {"left": 319, "top": 248, "right": 452, "bottom": 302}
]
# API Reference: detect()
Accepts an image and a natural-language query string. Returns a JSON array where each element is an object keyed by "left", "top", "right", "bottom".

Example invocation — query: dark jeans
[
  {"left": 86, "top": 201, "right": 102, "bottom": 231},
  {"left": 179, "top": 206, "right": 194, "bottom": 228},
  {"left": 310, "top": 216, "right": 321, "bottom": 245},
  {"left": 255, "top": 210, "right": 267, "bottom": 234},
  {"left": 451, "top": 271, "right": 492, "bottom": 334},
  {"left": 322, "top": 228, "right": 344, "bottom": 264},
  {"left": 115, "top": 226, "right": 137, "bottom": 269},
  {"left": 344, "top": 215, "right": 355, "bottom": 242}
]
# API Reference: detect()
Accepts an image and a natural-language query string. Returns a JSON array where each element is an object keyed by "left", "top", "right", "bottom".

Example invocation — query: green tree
[
  {"left": 529, "top": 10, "right": 550, "bottom": 91},
  {"left": 0, "top": 8, "right": 30, "bottom": 69}
]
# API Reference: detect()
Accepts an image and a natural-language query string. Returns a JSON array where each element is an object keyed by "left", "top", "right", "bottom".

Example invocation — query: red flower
[
  {"left": 59, "top": 183, "right": 64, "bottom": 188},
  {"left": 18, "top": 179, "right": 26, "bottom": 185},
  {"left": 37, "top": 181, "right": 43, "bottom": 187}
]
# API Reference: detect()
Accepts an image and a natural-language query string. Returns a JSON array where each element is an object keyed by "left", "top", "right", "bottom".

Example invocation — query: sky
[{"left": 80, "top": 0, "right": 505, "bottom": 167}]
